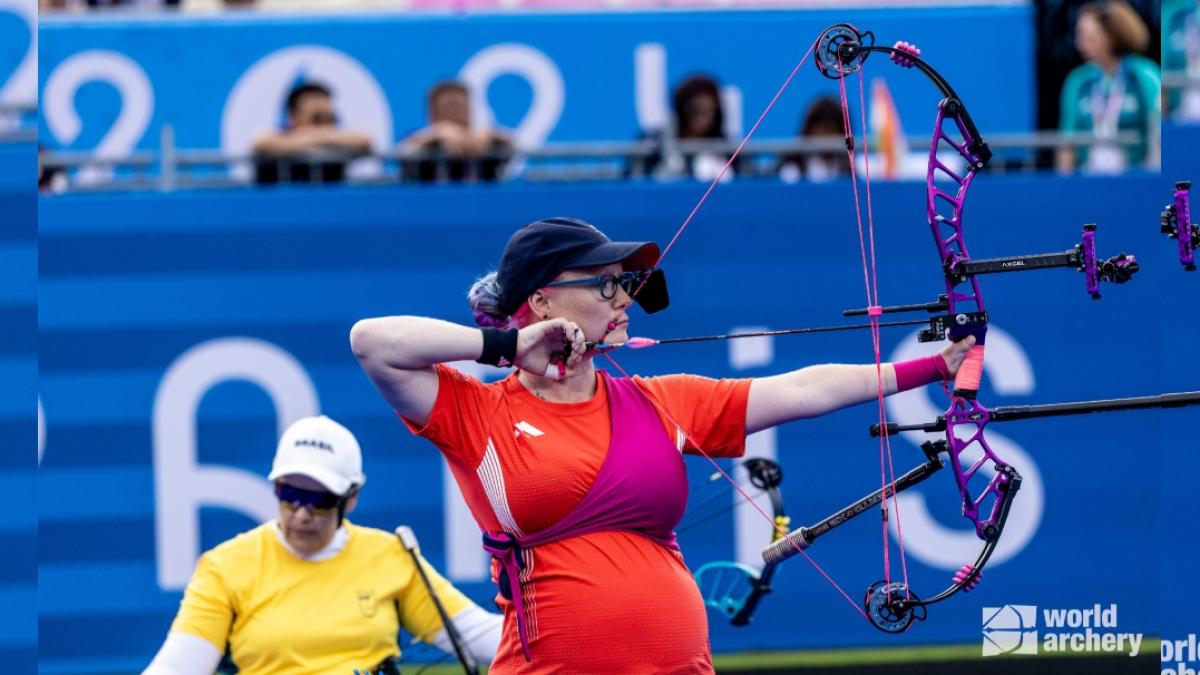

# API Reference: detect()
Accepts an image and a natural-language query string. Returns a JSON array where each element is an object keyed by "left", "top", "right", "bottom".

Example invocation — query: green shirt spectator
[
  {"left": 1057, "top": 0, "right": 1160, "bottom": 174},
  {"left": 1059, "top": 55, "right": 1161, "bottom": 172}
]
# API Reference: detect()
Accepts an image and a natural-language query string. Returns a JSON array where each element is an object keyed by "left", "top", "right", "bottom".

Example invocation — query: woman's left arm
[{"left": 745, "top": 336, "right": 974, "bottom": 434}]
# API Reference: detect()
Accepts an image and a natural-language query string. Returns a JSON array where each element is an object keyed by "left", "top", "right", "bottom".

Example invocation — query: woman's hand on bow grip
[
  {"left": 939, "top": 334, "right": 977, "bottom": 378},
  {"left": 516, "top": 318, "right": 587, "bottom": 377}
]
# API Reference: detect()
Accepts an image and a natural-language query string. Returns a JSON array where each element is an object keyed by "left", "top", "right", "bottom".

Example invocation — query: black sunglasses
[
  {"left": 544, "top": 270, "right": 651, "bottom": 300},
  {"left": 275, "top": 482, "right": 342, "bottom": 514},
  {"left": 308, "top": 111, "right": 338, "bottom": 126}
]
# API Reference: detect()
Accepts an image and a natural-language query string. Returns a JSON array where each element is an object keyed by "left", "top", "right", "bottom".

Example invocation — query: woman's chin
[{"left": 606, "top": 328, "right": 629, "bottom": 344}]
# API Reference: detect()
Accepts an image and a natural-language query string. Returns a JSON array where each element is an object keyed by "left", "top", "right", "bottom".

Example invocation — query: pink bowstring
[
  {"left": 857, "top": 60, "right": 912, "bottom": 602},
  {"left": 837, "top": 50, "right": 912, "bottom": 602},
  {"left": 619, "top": 34, "right": 868, "bottom": 622},
  {"left": 602, "top": 351, "right": 869, "bottom": 621},
  {"left": 630, "top": 40, "right": 819, "bottom": 300},
  {"left": 619, "top": 29, "right": 920, "bottom": 625}
]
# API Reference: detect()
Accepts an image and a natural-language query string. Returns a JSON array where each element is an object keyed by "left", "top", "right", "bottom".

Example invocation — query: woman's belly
[{"left": 489, "top": 530, "right": 714, "bottom": 675}]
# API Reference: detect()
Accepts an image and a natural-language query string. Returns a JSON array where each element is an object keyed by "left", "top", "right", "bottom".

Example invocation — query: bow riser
[
  {"left": 945, "top": 400, "right": 1013, "bottom": 540},
  {"left": 927, "top": 100, "right": 989, "bottom": 324}
]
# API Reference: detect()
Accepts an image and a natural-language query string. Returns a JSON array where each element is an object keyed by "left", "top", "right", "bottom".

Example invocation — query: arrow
[{"left": 590, "top": 317, "right": 942, "bottom": 352}]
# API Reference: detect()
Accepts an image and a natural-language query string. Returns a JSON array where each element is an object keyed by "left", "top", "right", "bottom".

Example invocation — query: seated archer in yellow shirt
[{"left": 143, "top": 415, "right": 501, "bottom": 675}]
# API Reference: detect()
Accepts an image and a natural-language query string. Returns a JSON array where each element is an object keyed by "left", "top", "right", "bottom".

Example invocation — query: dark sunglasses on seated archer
[{"left": 275, "top": 482, "right": 342, "bottom": 513}]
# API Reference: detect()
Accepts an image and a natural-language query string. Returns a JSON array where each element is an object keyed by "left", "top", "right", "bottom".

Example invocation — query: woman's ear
[
  {"left": 344, "top": 488, "right": 360, "bottom": 514},
  {"left": 527, "top": 290, "right": 551, "bottom": 320}
]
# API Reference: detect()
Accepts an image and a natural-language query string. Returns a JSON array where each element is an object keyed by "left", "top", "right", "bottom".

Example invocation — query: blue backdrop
[
  {"left": 1160, "top": 120, "right": 1199, "bottom": 647},
  {"left": 38, "top": 167, "right": 1193, "bottom": 672},
  {"left": 0, "top": 141, "right": 36, "bottom": 673},
  {"left": 35, "top": 6, "right": 1034, "bottom": 165}
]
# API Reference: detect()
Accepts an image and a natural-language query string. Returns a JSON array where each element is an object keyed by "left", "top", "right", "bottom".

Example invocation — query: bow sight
[{"left": 1162, "top": 180, "right": 1198, "bottom": 271}]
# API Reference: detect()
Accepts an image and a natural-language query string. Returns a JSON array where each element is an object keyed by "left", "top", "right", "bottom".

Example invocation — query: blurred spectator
[
  {"left": 181, "top": 0, "right": 257, "bottom": 10},
  {"left": 1163, "top": 0, "right": 1200, "bottom": 120},
  {"left": 252, "top": 82, "right": 372, "bottom": 185},
  {"left": 400, "top": 80, "right": 512, "bottom": 183},
  {"left": 639, "top": 74, "right": 740, "bottom": 181},
  {"left": 38, "top": 146, "right": 67, "bottom": 195},
  {"left": 778, "top": 96, "right": 849, "bottom": 183},
  {"left": 58, "top": 0, "right": 182, "bottom": 6},
  {"left": 1057, "top": 0, "right": 1160, "bottom": 174},
  {"left": 38, "top": 0, "right": 255, "bottom": 9}
]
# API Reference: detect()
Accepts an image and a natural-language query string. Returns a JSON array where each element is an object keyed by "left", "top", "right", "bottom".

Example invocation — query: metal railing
[
  {"left": 38, "top": 125, "right": 1152, "bottom": 194},
  {"left": 0, "top": 103, "right": 38, "bottom": 144},
  {"left": 1164, "top": 71, "right": 1200, "bottom": 123},
  {"left": 38, "top": 0, "right": 1027, "bottom": 16}
]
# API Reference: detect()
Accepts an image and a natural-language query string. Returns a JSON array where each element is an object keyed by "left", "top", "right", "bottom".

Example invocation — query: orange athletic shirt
[{"left": 405, "top": 365, "right": 751, "bottom": 674}]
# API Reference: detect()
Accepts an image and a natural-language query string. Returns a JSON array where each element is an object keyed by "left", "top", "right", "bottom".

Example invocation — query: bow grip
[{"left": 761, "top": 526, "right": 812, "bottom": 565}]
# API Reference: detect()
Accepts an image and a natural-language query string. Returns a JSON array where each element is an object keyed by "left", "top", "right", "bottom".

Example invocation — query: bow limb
[
  {"left": 820, "top": 25, "right": 1029, "bottom": 632},
  {"left": 611, "top": 25, "right": 872, "bottom": 624}
]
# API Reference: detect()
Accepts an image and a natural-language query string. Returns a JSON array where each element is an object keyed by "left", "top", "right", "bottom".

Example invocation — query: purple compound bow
[
  {"left": 598, "top": 22, "right": 1148, "bottom": 635},
  {"left": 762, "top": 24, "right": 1139, "bottom": 633}
]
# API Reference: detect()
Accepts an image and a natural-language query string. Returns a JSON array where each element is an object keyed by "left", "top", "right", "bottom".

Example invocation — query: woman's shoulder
[
  {"left": 434, "top": 362, "right": 515, "bottom": 392},
  {"left": 420, "top": 363, "right": 515, "bottom": 416},
  {"left": 629, "top": 371, "right": 750, "bottom": 404},
  {"left": 1123, "top": 55, "right": 1162, "bottom": 82},
  {"left": 346, "top": 522, "right": 399, "bottom": 548},
  {"left": 345, "top": 523, "right": 427, "bottom": 567},
  {"left": 1063, "top": 62, "right": 1101, "bottom": 87},
  {"left": 631, "top": 372, "right": 723, "bottom": 388},
  {"left": 194, "top": 522, "right": 275, "bottom": 575},
  {"left": 1123, "top": 54, "right": 1158, "bottom": 69}
]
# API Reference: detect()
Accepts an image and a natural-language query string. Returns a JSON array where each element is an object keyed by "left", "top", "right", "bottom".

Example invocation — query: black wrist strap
[{"left": 477, "top": 328, "right": 519, "bottom": 367}]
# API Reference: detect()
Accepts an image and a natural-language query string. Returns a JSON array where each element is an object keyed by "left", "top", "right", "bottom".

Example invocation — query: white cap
[{"left": 267, "top": 415, "right": 366, "bottom": 496}]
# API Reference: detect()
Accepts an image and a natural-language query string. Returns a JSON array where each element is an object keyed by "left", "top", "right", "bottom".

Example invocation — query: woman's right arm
[
  {"left": 350, "top": 316, "right": 584, "bottom": 426},
  {"left": 142, "top": 554, "right": 231, "bottom": 675},
  {"left": 142, "top": 633, "right": 223, "bottom": 675},
  {"left": 351, "top": 317, "right": 485, "bottom": 426}
]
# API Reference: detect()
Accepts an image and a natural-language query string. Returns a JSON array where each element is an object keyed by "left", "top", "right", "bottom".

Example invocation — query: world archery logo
[{"left": 982, "top": 605, "right": 1039, "bottom": 656}]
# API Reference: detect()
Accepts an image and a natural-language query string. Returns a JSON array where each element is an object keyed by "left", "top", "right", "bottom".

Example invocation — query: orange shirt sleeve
[
  {"left": 401, "top": 363, "right": 498, "bottom": 467},
  {"left": 634, "top": 373, "right": 751, "bottom": 458}
]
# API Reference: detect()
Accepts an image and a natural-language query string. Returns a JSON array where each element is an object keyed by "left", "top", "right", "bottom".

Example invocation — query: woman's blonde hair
[
  {"left": 467, "top": 271, "right": 547, "bottom": 329},
  {"left": 1080, "top": 1, "right": 1150, "bottom": 56}
]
